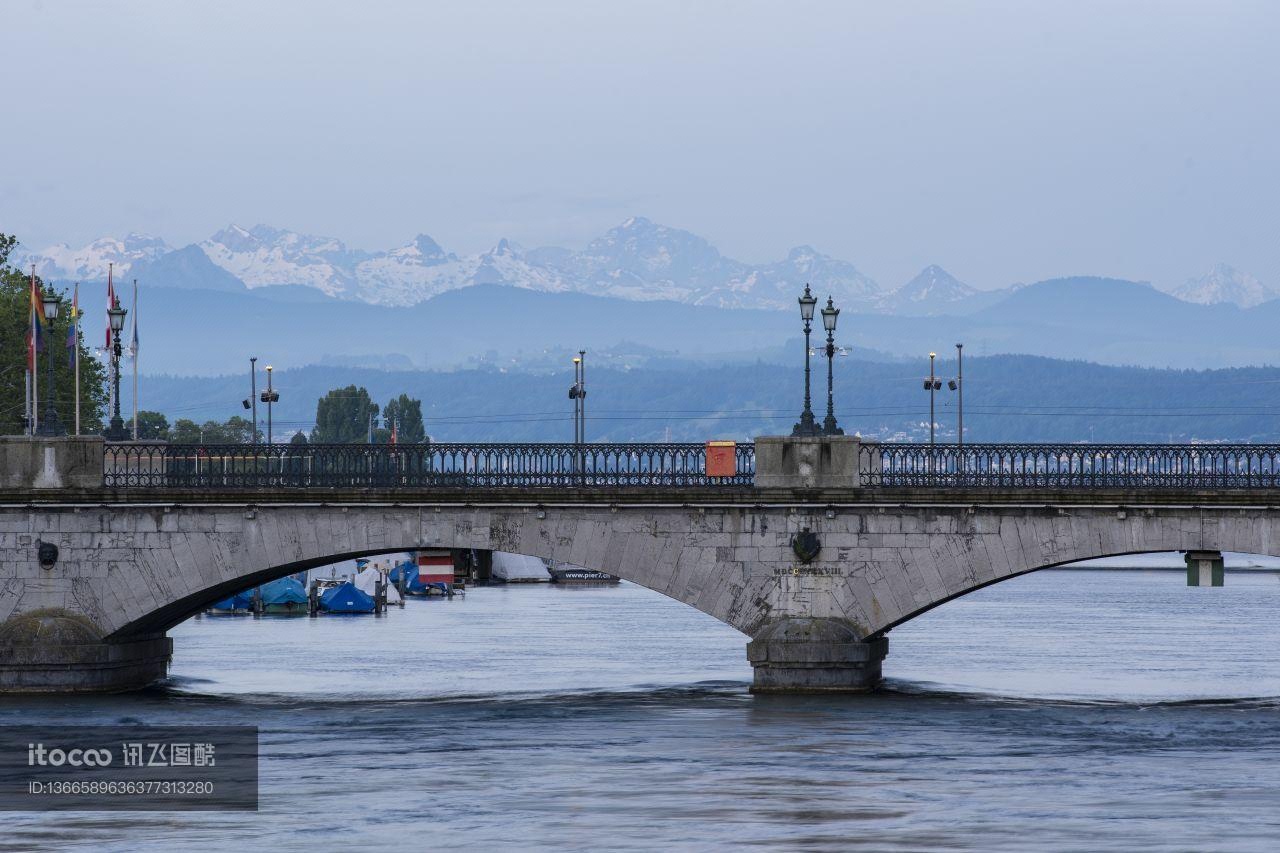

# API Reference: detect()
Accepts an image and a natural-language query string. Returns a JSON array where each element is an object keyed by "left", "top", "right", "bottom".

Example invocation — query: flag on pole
[
  {"left": 390, "top": 419, "right": 398, "bottom": 445},
  {"left": 29, "top": 265, "right": 44, "bottom": 434},
  {"left": 105, "top": 263, "right": 115, "bottom": 349},
  {"left": 66, "top": 283, "right": 79, "bottom": 352},
  {"left": 130, "top": 280, "right": 139, "bottom": 440},
  {"left": 29, "top": 266, "right": 46, "bottom": 362},
  {"left": 72, "top": 283, "right": 81, "bottom": 436},
  {"left": 128, "top": 281, "right": 138, "bottom": 359}
]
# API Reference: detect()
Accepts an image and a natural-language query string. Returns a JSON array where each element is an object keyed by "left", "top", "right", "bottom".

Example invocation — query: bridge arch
[
  {"left": 840, "top": 507, "right": 1280, "bottom": 639},
  {"left": 108, "top": 542, "right": 661, "bottom": 640},
  {"left": 34, "top": 502, "right": 767, "bottom": 644}
]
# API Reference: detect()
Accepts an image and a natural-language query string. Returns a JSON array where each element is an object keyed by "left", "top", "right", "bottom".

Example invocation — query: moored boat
[
  {"left": 491, "top": 552, "right": 551, "bottom": 583},
  {"left": 259, "top": 576, "right": 309, "bottom": 614},
  {"left": 546, "top": 561, "right": 619, "bottom": 584},
  {"left": 318, "top": 580, "right": 376, "bottom": 614},
  {"left": 207, "top": 590, "right": 254, "bottom": 614}
]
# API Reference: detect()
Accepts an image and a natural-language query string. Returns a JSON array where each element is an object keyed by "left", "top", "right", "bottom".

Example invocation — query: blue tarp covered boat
[
  {"left": 259, "top": 577, "right": 309, "bottom": 614},
  {"left": 208, "top": 590, "right": 253, "bottom": 614},
  {"left": 318, "top": 580, "right": 375, "bottom": 614}
]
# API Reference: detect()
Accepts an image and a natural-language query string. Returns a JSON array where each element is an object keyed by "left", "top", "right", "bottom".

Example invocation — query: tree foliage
[
  {"left": 312, "top": 385, "right": 379, "bottom": 443},
  {"left": 169, "top": 415, "right": 258, "bottom": 444},
  {"left": 383, "top": 393, "right": 426, "bottom": 442},
  {"left": 128, "top": 410, "right": 170, "bottom": 440},
  {"left": 0, "top": 233, "right": 107, "bottom": 435}
]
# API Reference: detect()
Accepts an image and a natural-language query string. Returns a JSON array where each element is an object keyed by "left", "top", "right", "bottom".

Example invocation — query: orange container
[{"left": 705, "top": 441, "right": 737, "bottom": 478}]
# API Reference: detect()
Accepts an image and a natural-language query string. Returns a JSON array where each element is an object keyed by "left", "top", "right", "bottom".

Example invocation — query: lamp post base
[
  {"left": 791, "top": 413, "right": 822, "bottom": 437},
  {"left": 36, "top": 418, "right": 66, "bottom": 438}
]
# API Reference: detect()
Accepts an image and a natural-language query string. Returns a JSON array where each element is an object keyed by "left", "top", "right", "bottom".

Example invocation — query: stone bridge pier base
[
  {"left": 746, "top": 618, "right": 887, "bottom": 693},
  {"left": 0, "top": 611, "right": 171, "bottom": 693}
]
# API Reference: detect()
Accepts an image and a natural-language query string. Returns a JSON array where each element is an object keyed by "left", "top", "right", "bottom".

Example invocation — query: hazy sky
[{"left": 4, "top": 0, "right": 1278, "bottom": 290}]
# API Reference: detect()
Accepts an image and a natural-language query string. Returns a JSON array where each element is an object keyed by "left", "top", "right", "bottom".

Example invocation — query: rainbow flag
[{"left": 28, "top": 267, "right": 45, "bottom": 369}]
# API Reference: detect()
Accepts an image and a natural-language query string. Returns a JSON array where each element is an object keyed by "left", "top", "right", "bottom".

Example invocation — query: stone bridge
[{"left": 3, "top": 435, "right": 1280, "bottom": 693}]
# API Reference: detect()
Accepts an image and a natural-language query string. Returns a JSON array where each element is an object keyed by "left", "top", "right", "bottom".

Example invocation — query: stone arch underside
[
  {"left": 44, "top": 503, "right": 771, "bottom": 642},
  {"left": 848, "top": 507, "right": 1280, "bottom": 638}
]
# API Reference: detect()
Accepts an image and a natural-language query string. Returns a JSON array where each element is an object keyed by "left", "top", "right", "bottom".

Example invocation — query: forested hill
[{"left": 140, "top": 354, "right": 1280, "bottom": 444}]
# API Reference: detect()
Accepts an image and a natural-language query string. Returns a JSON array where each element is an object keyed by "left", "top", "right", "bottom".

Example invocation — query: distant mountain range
[{"left": 23, "top": 217, "right": 1277, "bottom": 312}]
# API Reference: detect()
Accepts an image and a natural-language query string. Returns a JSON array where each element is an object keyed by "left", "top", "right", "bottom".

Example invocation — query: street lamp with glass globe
[
  {"left": 37, "top": 292, "right": 65, "bottom": 436},
  {"left": 820, "top": 296, "right": 843, "bottom": 436},
  {"left": 791, "top": 284, "right": 821, "bottom": 436},
  {"left": 104, "top": 299, "right": 128, "bottom": 440}
]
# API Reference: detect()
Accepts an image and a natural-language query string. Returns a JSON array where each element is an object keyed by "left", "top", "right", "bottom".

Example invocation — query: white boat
[
  {"left": 491, "top": 552, "right": 551, "bottom": 583},
  {"left": 355, "top": 566, "right": 403, "bottom": 604}
]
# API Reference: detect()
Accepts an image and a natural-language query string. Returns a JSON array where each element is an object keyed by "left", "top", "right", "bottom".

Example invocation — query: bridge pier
[
  {"left": 0, "top": 610, "right": 170, "bottom": 693},
  {"left": 746, "top": 618, "right": 887, "bottom": 693}
]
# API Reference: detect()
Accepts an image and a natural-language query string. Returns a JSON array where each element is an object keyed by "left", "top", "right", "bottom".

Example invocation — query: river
[{"left": 3, "top": 569, "right": 1280, "bottom": 850}]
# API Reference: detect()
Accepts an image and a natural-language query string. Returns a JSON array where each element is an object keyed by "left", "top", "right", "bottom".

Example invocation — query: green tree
[
  {"left": 0, "top": 234, "right": 107, "bottom": 435},
  {"left": 312, "top": 385, "right": 379, "bottom": 443},
  {"left": 289, "top": 430, "right": 309, "bottom": 445},
  {"left": 168, "top": 415, "right": 258, "bottom": 444},
  {"left": 223, "top": 415, "right": 257, "bottom": 443},
  {"left": 383, "top": 393, "right": 426, "bottom": 442},
  {"left": 128, "top": 410, "right": 169, "bottom": 440},
  {"left": 170, "top": 418, "right": 202, "bottom": 444}
]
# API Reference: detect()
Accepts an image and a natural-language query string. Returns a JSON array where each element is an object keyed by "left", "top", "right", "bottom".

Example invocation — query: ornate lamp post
[
  {"left": 820, "top": 296, "right": 842, "bottom": 435},
  {"left": 791, "top": 284, "right": 821, "bottom": 436},
  {"left": 104, "top": 299, "right": 128, "bottom": 440},
  {"left": 37, "top": 292, "right": 65, "bottom": 436}
]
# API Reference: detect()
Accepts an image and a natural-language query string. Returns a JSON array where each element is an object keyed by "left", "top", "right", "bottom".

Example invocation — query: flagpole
[
  {"left": 30, "top": 265, "right": 38, "bottom": 435},
  {"left": 73, "top": 283, "right": 81, "bottom": 435},
  {"left": 25, "top": 266, "right": 33, "bottom": 435},
  {"left": 105, "top": 264, "right": 115, "bottom": 433},
  {"left": 131, "top": 280, "right": 139, "bottom": 440}
]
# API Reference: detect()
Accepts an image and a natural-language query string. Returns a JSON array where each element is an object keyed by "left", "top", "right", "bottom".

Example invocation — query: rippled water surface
[{"left": 5, "top": 569, "right": 1280, "bottom": 851}]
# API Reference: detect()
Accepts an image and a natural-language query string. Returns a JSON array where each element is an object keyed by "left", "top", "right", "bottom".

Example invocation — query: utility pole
[
  {"left": 569, "top": 353, "right": 586, "bottom": 444},
  {"left": 260, "top": 365, "right": 279, "bottom": 444},
  {"left": 924, "top": 352, "right": 940, "bottom": 445},
  {"left": 947, "top": 342, "right": 964, "bottom": 477},
  {"left": 250, "top": 357, "right": 258, "bottom": 443}
]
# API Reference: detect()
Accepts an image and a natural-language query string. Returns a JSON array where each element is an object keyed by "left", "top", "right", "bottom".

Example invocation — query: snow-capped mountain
[
  {"left": 1173, "top": 263, "right": 1278, "bottom": 308},
  {"left": 198, "top": 224, "right": 368, "bottom": 297},
  {"left": 24, "top": 233, "right": 170, "bottom": 281},
  {"left": 24, "top": 219, "right": 983, "bottom": 314},
  {"left": 189, "top": 216, "right": 885, "bottom": 310},
  {"left": 716, "top": 245, "right": 883, "bottom": 311},
  {"left": 552, "top": 217, "right": 884, "bottom": 309},
  {"left": 878, "top": 265, "right": 978, "bottom": 315}
]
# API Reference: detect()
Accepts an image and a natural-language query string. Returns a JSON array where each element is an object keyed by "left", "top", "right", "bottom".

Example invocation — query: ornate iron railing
[
  {"left": 102, "top": 441, "right": 1280, "bottom": 492},
  {"left": 103, "top": 442, "right": 756, "bottom": 490},
  {"left": 861, "top": 443, "right": 1280, "bottom": 490}
]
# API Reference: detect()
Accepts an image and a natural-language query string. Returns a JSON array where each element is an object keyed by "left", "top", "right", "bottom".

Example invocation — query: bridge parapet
[
  {"left": 755, "top": 435, "right": 879, "bottom": 490},
  {"left": 0, "top": 436, "right": 105, "bottom": 491}
]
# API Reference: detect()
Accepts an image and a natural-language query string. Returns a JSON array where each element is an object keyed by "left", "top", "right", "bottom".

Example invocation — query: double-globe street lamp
[
  {"left": 104, "top": 298, "right": 129, "bottom": 441},
  {"left": 793, "top": 285, "right": 844, "bottom": 437},
  {"left": 36, "top": 291, "right": 65, "bottom": 436}
]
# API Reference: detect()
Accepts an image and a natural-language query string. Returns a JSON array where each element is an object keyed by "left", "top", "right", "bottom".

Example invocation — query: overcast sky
[{"left": 4, "top": 0, "right": 1278, "bottom": 290}]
